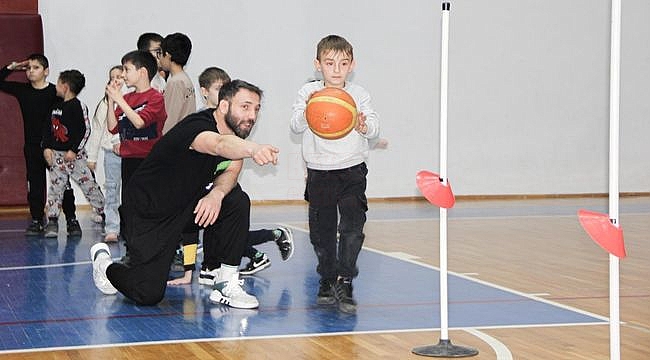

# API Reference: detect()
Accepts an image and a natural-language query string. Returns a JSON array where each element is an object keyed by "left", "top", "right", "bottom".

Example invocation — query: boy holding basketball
[{"left": 290, "top": 35, "right": 379, "bottom": 314}]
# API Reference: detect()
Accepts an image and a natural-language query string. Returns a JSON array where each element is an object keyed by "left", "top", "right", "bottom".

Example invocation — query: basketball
[{"left": 305, "top": 87, "right": 357, "bottom": 139}]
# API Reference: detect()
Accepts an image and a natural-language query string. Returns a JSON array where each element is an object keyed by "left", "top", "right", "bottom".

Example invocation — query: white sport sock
[{"left": 218, "top": 264, "right": 238, "bottom": 282}]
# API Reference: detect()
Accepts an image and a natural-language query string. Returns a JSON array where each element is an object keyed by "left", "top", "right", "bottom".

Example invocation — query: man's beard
[{"left": 225, "top": 108, "right": 252, "bottom": 139}]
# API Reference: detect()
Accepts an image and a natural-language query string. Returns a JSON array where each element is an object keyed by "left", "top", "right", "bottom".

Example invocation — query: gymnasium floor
[{"left": 0, "top": 197, "right": 648, "bottom": 358}]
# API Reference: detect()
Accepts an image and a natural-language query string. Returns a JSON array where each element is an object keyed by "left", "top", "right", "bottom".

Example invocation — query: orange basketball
[{"left": 305, "top": 87, "right": 357, "bottom": 139}]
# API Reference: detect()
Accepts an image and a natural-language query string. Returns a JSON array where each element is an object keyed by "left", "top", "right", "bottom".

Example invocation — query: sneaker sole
[
  {"left": 337, "top": 301, "right": 357, "bottom": 314},
  {"left": 198, "top": 276, "right": 216, "bottom": 286},
  {"left": 239, "top": 261, "right": 271, "bottom": 276},
  {"left": 209, "top": 291, "right": 259, "bottom": 309},
  {"left": 44, "top": 231, "right": 58, "bottom": 238},
  {"left": 317, "top": 296, "right": 336, "bottom": 305}
]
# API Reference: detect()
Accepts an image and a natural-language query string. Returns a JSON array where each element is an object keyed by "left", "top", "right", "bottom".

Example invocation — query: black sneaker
[
  {"left": 316, "top": 278, "right": 336, "bottom": 305},
  {"left": 171, "top": 248, "right": 184, "bottom": 272},
  {"left": 333, "top": 278, "right": 357, "bottom": 314},
  {"left": 239, "top": 253, "right": 271, "bottom": 275},
  {"left": 67, "top": 219, "right": 82, "bottom": 237},
  {"left": 275, "top": 226, "right": 294, "bottom": 261},
  {"left": 25, "top": 220, "right": 44, "bottom": 236},
  {"left": 44, "top": 217, "right": 59, "bottom": 238}
]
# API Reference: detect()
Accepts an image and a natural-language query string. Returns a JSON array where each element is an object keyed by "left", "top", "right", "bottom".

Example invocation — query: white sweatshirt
[
  {"left": 290, "top": 80, "right": 379, "bottom": 170},
  {"left": 86, "top": 98, "right": 120, "bottom": 163}
]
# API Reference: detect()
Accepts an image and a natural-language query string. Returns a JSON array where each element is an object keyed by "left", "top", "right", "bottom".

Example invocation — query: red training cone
[
  {"left": 416, "top": 170, "right": 455, "bottom": 208},
  {"left": 577, "top": 209, "right": 626, "bottom": 258}
]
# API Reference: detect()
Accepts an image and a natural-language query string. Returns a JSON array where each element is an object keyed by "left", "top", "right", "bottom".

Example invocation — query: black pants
[
  {"left": 107, "top": 184, "right": 250, "bottom": 305},
  {"left": 24, "top": 143, "right": 75, "bottom": 221},
  {"left": 120, "top": 157, "right": 144, "bottom": 190},
  {"left": 243, "top": 229, "right": 276, "bottom": 259},
  {"left": 202, "top": 184, "right": 251, "bottom": 269},
  {"left": 306, "top": 163, "right": 368, "bottom": 281},
  {"left": 181, "top": 228, "right": 273, "bottom": 261},
  {"left": 119, "top": 157, "right": 144, "bottom": 244}
]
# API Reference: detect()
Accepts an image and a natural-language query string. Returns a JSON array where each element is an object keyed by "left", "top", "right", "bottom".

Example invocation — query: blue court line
[{"left": 0, "top": 224, "right": 606, "bottom": 353}]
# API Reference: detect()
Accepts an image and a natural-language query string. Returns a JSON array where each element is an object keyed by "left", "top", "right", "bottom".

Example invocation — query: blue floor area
[{"left": 0, "top": 216, "right": 605, "bottom": 352}]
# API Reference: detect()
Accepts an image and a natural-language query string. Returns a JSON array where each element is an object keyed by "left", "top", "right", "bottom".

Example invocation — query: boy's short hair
[
  {"left": 199, "top": 67, "right": 231, "bottom": 89},
  {"left": 137, "top": 32, "right": 163, "bottom": 51},
  {"left": 161, "top": 33, "right": 192, "bottom": 66},
  {"left": 218, "top": 79, "right": 263, "bottom": 104},
  {"left": 27, "top": 53, "right": 49, "bottom": 69},
  {"left": 121, "top": 50, "right": 158, "bottom": 81},
  {"left": 58, "top": 69, "right": 85, "bottom": 95},
  {"left": 316, "top": 35, "right": 354, "bottom": 61}
]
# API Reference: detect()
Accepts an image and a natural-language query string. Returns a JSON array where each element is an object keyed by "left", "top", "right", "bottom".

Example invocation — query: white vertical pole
[
  {"left": 608, "top": 0, "right": 622, "bottom": 358},
  {"left": 439, "top": 1, "right": 450, "bottom": 341}
]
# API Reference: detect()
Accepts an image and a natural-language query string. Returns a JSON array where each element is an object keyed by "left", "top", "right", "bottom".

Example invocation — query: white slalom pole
[
  {"left": 608, "top": 0, "right": 622, "bottom": 358},
  {"left": 439, "top": 0, "right": 450, "bottom": 341},
  {"left": 412, "top": 3, "right": 477, "bottom": 357}
]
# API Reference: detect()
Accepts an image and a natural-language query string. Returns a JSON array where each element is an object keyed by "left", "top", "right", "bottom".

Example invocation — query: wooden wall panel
[
  {"left": 0, "top": 14, "right": 43, "bottom": 205},
  {"left": 0, "top": 0, "right": 38, "bottom": 14}
]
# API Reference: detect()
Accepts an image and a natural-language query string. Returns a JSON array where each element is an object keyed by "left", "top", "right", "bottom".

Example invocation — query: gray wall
[{"left": 39, "top": 0, "right": 650, "bottom": 203}]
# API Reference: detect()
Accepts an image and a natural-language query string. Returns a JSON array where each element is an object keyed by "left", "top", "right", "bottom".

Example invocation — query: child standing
[
  {"left": 290, "top": 35, "right": 379, "bottom": 314},
  {"left": 159, "top": 32, "right": 195, "bottom": 134},
  {"left": 106, "top": 51, "right": 166, "bottom": 254},
  {"left": 42, "top": 70, "right": 105, "bottom": 237},
  {"left": 86, "top": 66, "right": 125, "bottom": 242},
  {"left": 106, "top": 50, "right": 167, "bottom": 193},
  {"left": 136, "top": 33, "right": 166, "bottom": 93},
  {"left": 0, "top": 55, "right": 77, "bottom": 235}
]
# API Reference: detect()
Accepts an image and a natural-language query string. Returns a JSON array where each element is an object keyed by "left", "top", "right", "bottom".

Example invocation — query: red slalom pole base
[
  {"left": 416, "top": 170, "right": 455, "bottom": 208},
  {"left": 577, "top": 209, "right": 626, "bottom": 258},
  {"left": 412, "top": 339, "right": 478, "bottom": 358}
]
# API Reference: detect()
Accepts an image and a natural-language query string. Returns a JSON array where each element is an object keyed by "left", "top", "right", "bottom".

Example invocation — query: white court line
[
  {"left": 0, "top": 261, "right": 90, "bottom": 271},
  {"left": 362, "top": 245, "right": 610, "bottom": 322},
  {"left": 0, "top": 259, "right": 124, "bottom": 272},
  {"left": 365, "top": 211, "right": 650, "bottom": 223},
  {"left": 466, "top": 328, "right": 513, "bottom": 360},
  {"left": 383, "top": 251, "right": 420, "bottom": 261},
  {"left": 0, "top": 323, "right": 607, "bottom": 355},
  {"left": 0, "top": 229, "right": 24, "bottom": 233},
  {"left": 286, "top": 225, "right": 611, "bottom": 323},
  {"left": 0, "top": 221, "right": 611, "bottom": 356}
]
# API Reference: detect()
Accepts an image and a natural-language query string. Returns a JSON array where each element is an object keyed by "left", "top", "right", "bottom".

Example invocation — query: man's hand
[
  {"left": 250, "top": 144, "right": 279, "bottom": 165},
  {"left": 194, "top": 190, "right": 225, "bottom": 227},
  {"left": 88, "top": 161, "right": 96, "bottom": 171}
]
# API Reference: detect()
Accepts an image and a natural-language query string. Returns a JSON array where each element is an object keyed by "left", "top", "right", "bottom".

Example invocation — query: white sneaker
[
  {"left": 199, "top": 267, "right": 220, "bottom": 286},
  {"left": 209, "top": 274, "right": 259, "bottom": 309},
  {"left": 90, "top": 243, "right": 118, "bottom": 295}
]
